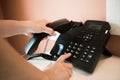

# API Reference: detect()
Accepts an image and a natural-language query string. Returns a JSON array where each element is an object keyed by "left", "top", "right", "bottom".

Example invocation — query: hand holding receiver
[{"left": 25, "top": 18, "right": 72, "bottom": 56}]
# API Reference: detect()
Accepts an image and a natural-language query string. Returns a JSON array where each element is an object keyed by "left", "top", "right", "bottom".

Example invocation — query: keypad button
[
  {"left": 79, "top": 44, "right": 83, "bottom": 47},
  {"left": 83, "top": 52, "right": 87, "bottom": 54},
  {"left": 70, "top": 42, "right": 73, "bottom": 44},
  {"left": 80, "top": 58, "right": 83, "bottom": 61},
  {"left": 90, "top": 50, "right": 95, "bottom": 53},
  {"left": 77, "top": 48, "right": 81, "bottom": 51},
  {"left": 68, "top": 45, "right": 72, "bottom": 48},
  {"left": 86, "top": 60, "right": 89, "bottom": 63},
  {"left": 82, "top": 55, "right": 86, "bottom": 58},
  {"left": 73, "top": 55, "right": 77, "bottom": 58},
  {"left": 73, "top": 46, "right": 76, "bottom": 49},
  {"left": 75, "top": 43, "right": 78, "bottom": 46},
  {"left": 66, "top": 48, "right": 70, "bottom": 52},
  {"left": 87, "top": 54, "right": 93, "bottom": 59},
  {"left": 75, "top": 51, "right": 79, "bottom": 54},
  {"left": 92, "top": 47, "right": 96, "bottom": 50},
  {"left": 87, "top": 46, "right": 90, "bottom": 48},
  {"left": 85, "top": 49, "right": 89, "bottom": 51},
  {"left": 71, "top": 50, "right": 74, "bottom": 53}
]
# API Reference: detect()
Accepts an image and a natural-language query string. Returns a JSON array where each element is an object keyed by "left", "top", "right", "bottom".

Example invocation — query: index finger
[{"left": 56, "top": 53, "right": 71, "bottom": 63}]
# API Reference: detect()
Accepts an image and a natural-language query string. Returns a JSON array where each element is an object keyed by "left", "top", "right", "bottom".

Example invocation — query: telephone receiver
[{"left": 25, "top": 18, "right": 82, "bottom": 60}]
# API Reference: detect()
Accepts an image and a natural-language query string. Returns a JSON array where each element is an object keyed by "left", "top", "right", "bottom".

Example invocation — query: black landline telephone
[{"left": 25, "top": 18, "right": 111, "bottom": 73}]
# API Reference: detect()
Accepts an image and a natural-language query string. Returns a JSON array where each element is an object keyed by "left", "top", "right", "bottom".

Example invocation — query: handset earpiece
[{"left": 25, "top": 18, "right": 72, "bottom": 55}]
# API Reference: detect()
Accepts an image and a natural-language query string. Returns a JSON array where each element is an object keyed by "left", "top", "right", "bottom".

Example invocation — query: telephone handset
[
  {"left": 25, "top": 19, "right": 111, "bottom": 73},
  {"left": 25, "top": 18, "right": 74, "bottom": 55}
]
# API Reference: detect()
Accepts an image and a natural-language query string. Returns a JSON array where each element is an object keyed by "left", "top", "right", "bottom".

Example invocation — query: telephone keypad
[{"left": 65, "top": 41, "right": 96, "bottom": 63}]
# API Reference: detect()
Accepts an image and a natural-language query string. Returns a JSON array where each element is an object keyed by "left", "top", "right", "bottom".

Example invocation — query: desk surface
[{"left": 28, "top": 56, "right": 120, "bottom": 80}]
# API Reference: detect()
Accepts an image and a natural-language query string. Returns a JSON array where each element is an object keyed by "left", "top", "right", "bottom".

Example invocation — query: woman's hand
[
  {"left": 44, "top": 53, "right": 73, "bottom": 80},
  {"left": 29, "top": 19, "right": 55, "bottom": 36}
]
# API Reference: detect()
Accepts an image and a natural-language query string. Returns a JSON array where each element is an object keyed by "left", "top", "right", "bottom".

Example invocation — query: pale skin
[{"left": 0, "top": 19, "right": 73, "bottom": 80}]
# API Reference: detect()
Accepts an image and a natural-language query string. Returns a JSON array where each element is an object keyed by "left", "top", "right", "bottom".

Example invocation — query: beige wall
[
  {"left": 1, "top": 0, "right": 106, "bottom": 21},
  {"left": 106, "top": 0, "right": 120, "bottom": 35}
]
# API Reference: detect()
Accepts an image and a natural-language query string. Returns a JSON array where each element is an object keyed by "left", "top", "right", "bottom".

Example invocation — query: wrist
[
  {"left": 18, "top": 20, "right": 35, "bottom": 34},
  {"left": 43, "top": 70, "right": 54, "bottom": 80}
]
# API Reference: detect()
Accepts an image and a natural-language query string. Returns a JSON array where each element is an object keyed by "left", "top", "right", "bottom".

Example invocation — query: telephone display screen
[{"left": 88, "top": 24, "right": 102, "bottom": 31}]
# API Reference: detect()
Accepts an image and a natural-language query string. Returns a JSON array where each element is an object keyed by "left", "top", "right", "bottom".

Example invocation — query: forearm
[
  {"left": 0, "top": 20, "right": 34, "bottom": 38},
  {"left": 0, "top": 39, "right": 49, "bottom": 80}
]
